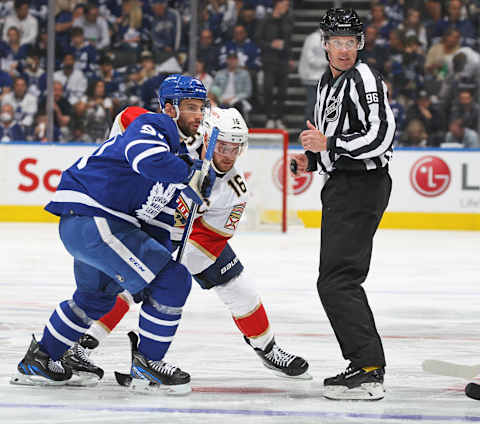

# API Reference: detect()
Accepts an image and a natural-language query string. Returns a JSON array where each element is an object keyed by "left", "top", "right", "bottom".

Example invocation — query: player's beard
[
  {"left": 178, "top": 117, "right": 200, "bottom": 138},
  {"left": 213, "top": 153, "right": 236, "bottom": 173}
]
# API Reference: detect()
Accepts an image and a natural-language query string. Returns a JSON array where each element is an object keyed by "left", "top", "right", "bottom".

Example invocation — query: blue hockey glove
[
  {"left": 178, "top": 154, "right": 194, "bottom": 167},
  {"left": 182, "top": 159, "right": 216, "bottom": 205}
]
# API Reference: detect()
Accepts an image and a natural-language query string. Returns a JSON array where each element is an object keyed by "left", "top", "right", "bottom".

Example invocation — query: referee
[{"left": 291, "top": 8, "right": 395, "bottom": 400}]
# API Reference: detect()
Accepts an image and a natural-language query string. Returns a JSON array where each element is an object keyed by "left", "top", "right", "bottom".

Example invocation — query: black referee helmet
[{"left": 319, "top": 8, "right": 365, "bottom": 50}]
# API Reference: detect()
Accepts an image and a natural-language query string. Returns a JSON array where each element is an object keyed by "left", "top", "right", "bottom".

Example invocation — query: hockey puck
[{"left": 465, "top": 383, "right": 480, "bottom": 400}]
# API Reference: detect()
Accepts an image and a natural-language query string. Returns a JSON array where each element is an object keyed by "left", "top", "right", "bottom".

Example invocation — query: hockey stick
[
  {"left": 466, "top": 383, "right": 480, "bottom": 400},
  {"left": 422, "top": 360, "right": 480, "bottom": 380},
  {"left": 175, "top": 126, "right": 219, "bottom": 264}
]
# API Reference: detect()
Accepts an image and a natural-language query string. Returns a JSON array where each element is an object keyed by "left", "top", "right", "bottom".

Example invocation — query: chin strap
[
  {"left": 211, "top": 160, "right": 226, "bottom": 175},
  {"left": 172, "top": 104, "right": 180, "bottom": 122},
  {"left": 177, "top": 123, "right": 190, "bottom": 142},
  {"left": 171, "top": 104, "right": 191, "bottom": 141}
]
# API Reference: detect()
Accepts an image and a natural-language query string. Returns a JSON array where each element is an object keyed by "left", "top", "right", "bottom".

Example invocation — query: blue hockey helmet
[{"left": 157, "top": 74, "right": 207, "bottom": 110}]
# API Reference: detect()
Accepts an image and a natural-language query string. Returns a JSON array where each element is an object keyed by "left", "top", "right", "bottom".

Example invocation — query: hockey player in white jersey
[
  {"left": 12, "top": 75, "right": 216, "bottom": 394},
  {"left": 65, "top": 106, "right": 311, "bottom": 382}
]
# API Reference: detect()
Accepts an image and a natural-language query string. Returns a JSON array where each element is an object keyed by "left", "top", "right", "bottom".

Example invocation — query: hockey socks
[
  {"left": 40, "top": 300, "right": 90, "bottom": 360},
  {"left": 213, "top": 273, "right": 274, "bottom": 350},
  {"left": 87, "top": 293, "right": 131, "bottom": 343},
  {"left": 86, "top": 293, "right": 184, "bottom": 361},
  {"left": 233, "top": 303, "right": 273, "bottom": 350},
  {"left": 138, "top": 302, "right": 182, "bottom": 361}
]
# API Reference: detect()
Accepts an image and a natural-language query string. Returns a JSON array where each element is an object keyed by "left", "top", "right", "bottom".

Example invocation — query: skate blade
[
  {"left": 268, "top": 368, "right": 313, "bottom": 380},
  {"left": 67, "top": 372, "right": 101, "bottom": 387},
  {"left": 10, "top": 373, "right": 69, "bottom": 386},
  {"left": 323, "top": 383, "right": 384, "bottom": 401},
  {"left": 115, "top": 372, "right": 191, "bottom": 396}
]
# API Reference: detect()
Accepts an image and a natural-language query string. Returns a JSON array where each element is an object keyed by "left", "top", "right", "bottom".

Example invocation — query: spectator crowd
[
  {"left": 0, "top": 0, "right": 477, "bottom": 148},
  {"left": 357, "top": 0, "right": 480, "bottom": 147}
]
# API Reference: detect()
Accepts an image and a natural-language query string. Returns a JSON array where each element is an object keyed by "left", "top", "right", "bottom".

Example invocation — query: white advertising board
[
  {"left": 240, "top": 146, "right": 480, "bottom": 214},
  {"left": 1, "top": 143, "right": 96, "bottom": 205},
  {"left": 1, "top": 143, "right": 479, "bottom": 227}
]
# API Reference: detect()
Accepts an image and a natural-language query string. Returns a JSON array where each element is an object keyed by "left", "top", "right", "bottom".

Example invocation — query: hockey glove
[
  {"left": 178, "top": 154, "right": 194, "bottom": 167},
  {"left": 182, "top": 159, "right": 216, "bottom": 206}
]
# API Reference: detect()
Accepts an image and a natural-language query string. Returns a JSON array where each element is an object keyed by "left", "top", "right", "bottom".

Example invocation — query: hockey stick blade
[
  {"left": 114, "top": 371, "right": 133, "bottom": 387},
  {"left": 115, "top": 371, "right": 158, "bottom": 392},
  {"left": 422, "top": 360, "right": 480, "bottom": 379},
  {"left": 114, "top": 371, "right": 191, "bottom": 395}
]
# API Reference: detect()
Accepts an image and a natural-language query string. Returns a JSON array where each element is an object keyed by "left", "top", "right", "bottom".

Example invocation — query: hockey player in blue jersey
[{"left": 12, "top": 75, "right": 216, "bottom": 395}]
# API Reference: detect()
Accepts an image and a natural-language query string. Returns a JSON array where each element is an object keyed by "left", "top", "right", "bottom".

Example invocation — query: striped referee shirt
[{"left": 311, "top": 60, "right": 396, "bottom": 173}]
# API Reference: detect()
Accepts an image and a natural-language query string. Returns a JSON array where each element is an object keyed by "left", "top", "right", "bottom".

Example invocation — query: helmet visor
[
  {"left": 178, "top": 98, "right": 211, "bottom": 127},
  {"left": 214, "top": 139, "right": 246, "bottom": 158}
]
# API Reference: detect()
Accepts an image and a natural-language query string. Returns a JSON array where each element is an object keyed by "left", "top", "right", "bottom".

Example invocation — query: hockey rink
[{"left": 1, "top": 222, "right": 480, "bottom": 424}]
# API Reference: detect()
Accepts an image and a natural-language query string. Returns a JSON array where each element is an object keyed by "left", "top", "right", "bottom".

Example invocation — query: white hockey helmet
[{"left": 204, "top": 107, "right": 249, "bottom": 155}]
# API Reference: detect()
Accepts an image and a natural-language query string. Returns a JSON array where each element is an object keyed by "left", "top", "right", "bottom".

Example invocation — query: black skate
[
  {"left": 114, "top": 331, "right": 191, "bottom": 395},
  {"left": 323, "top": 365, "right": 385, "bottom": 400},
  {"left": 62, "top": 334, "right": 104, "bottom": 386},
  {"left": 245, "top": 336, "right": 311, "bottom": 380},
  {"left": 10, "top": 334, "right": 72, "bottom": 386}
]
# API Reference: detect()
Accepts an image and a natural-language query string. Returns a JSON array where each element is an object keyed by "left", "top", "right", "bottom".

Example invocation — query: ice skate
[
  {"left": 245, "top": 336, "right": 311, "bottom": 380},
  {"left": 62, "top": 334, "right": 104, "bottom": 386},
  {"left": 114, "top": 331, "right": 191, "bottom": 395},
  {"left": 323, "top": 365, "right": 385, "bottom": 400},
  {"left": 11, "top": 334, "right": 72, "bottom": 386}
]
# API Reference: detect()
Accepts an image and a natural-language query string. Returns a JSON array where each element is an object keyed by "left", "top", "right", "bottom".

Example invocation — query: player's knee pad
[
  {"left": 72, "top": 289, "right": 118, "bottom": 320},
  {"left": 194, "top": 243, "right": 244, "bottom": 289},
  {"left": 144, "top": 260, "right": 192, "bottom": 308},
  {"left": 213, "top": 272, "right": 260, "bottom": 317}
]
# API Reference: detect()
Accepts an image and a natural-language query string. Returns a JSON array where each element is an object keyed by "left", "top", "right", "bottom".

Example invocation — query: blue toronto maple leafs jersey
[{"left": 45, "top": 113, "right": 191, "bottom": 239}]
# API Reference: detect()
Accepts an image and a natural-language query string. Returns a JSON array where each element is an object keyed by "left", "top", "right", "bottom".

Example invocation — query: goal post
[
  {"left": 249, "top": 129, "right": 288, "bottom": 233},
  {"left": 236, "top": 128, "right": 290, "bottom": 232}
]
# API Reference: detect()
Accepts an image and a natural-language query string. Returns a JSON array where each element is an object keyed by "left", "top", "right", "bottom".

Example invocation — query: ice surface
[{"left": 1, "top": 223, "right": 480, "bottom": 423}]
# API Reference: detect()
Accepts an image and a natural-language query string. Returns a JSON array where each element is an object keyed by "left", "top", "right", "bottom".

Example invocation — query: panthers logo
[{"left": 174, "top": 195, "right": 190, "bottom": 227}]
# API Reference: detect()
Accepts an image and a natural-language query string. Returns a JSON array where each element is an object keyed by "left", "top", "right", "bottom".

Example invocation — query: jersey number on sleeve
[
  {"left": 140, "top": 124, "right": 157, "bottom": 137},
  {"left": 77, "top": 136, "right": 116, "bottom": 169},
  {"left": 228, "top": 175, "right": 247, "bottom": 197},
  {"left": 365, "top": 92, "right": 379, "bottom": 105}
]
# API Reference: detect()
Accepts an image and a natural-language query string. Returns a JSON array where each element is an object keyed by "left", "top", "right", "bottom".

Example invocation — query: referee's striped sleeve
[{"left": 332, "top": 64, "right": 395, "bottom": 160}]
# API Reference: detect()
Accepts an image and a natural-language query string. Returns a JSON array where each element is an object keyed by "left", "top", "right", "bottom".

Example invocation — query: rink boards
[{"left": 0, "top": 142, "right": 479, "bottom": 230}]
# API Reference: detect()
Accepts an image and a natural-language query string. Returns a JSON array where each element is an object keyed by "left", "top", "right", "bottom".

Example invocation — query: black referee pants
[{"left": 317, "top": 168, "right": 392, "bottom": 369}]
